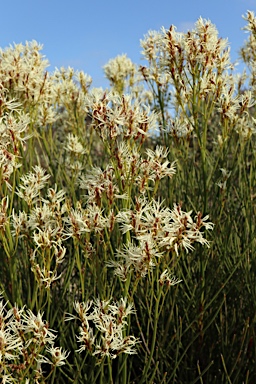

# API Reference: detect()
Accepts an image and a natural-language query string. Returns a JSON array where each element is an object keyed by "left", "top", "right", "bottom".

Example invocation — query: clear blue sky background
[{"left": 2, "top": 0, "right": 255, "bottom": 87}]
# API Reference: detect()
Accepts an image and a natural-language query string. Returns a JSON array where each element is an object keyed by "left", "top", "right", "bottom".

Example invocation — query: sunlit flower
[
  {"left": 16, "top": 166, "right": 51, "bottom": 205},
  {"left": 104, "top": 54, "right": 137, "bottom": 94}
]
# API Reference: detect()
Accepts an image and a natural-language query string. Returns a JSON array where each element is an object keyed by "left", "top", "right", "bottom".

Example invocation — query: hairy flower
[
  {"left": 67, "top": 298, "right": 139, "bottom": 359},
  {"left": 16, "top": 166, "right": 51, "bottom": 205},
  {"left": 0, "top": 328, "right": 23, "bottom": 361},
  {"left": 64, "top": 133, "right": 86, "bottom": 155},
  {"left": 0, "top": 296, "right": 67, "bottom": 381},
  {"left": 145, "top": 146, "right": 176, "bottom": 180},
  {"left": 64, "top": 207, "right": 90, "bottom": 238},
  {"left": 159, "top": 269, "right": 182, "bottom": 286},
  {"left": 111, "top": 237, "right": 163, "bottom": 279},
  {"left": 0, "top": 41, "right": 50, "bottom": 104},
  {"left": 33, "top": 226, "right": 60, "bottom": 249},
  {"left": 91, "top": 92, "right": 157, "bottom": 141},
  {"left": 79, "top": 165, "right": 121, "bottom": 205},
  {"left": 11, "top": 210, "right": 29, "bottom": 237},
  {"left": 46, "top": 346, "right": 70, "bottom": 366},
  {"left": 159, "top": 204, "right": 214, "bottom": 254},
  {"left": 0, "top": 196, "right": 9, "bottom": 230},
  {"left": 116, "top": 198, "right": 213, "bottom": 257},
  {"left": 104, "top": 54, "right": 137, "bottom": 94},
  {"left": 21, "top": 310, "right": 56, "bottom": 347}
]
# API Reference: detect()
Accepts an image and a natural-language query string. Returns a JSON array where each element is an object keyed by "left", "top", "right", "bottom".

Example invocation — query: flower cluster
[
  {"left": 0, "top": 41, "right": 49, "bottom": 103},
  {"left": 240, "top": 11, "right": 256, "bottom": 93},
  {"left": 64, "top": 201, "right": 113, "bottom": 238},
  {"left": 140, "top": 16, "right": 256, "bottom": 142},
  {"left": 51, "top": 66, "right": 92, "bottom": 126},
  {"left": 16, "top": 165, "right": 51, "bottom": 205},
  {"left": 90, "top": 91, "right": 158, "bottom": 142},
  {"left": 78, "top": 143, "right": 176, "bottom": 206},
  {"left": 66, "top": 297, "right": 139, "bottom": 359},
  {"left": 103, "top": 54, "right": 137, "bottom": 94},
  {"left": 12, "top": 180, "right": 68, "bottom": 288},
  {"left": 0, "top": 294, "right": 69, "bottom": 382},
  {"left": 78, "top": 165, "right": 122, "bottom": 206},
  {"left": 108, "top": 198, "right": 213, "bottom": 280},
  {"left": 0, "top": 92, "right": 30, "bottom": 186}
]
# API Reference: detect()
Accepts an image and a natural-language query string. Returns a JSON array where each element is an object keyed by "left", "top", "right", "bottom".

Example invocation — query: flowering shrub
[{"left": 0, "top": 11, "right": 256, "bottom": 384}]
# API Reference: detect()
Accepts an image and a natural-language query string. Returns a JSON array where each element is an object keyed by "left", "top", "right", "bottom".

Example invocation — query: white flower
[
  {"left": 145, "top": 146, "right": 176, "bottom": 180},
  {"left": 103, "top": 54, "right": 136, "bottom": 88},
  {"left": 16, "top": 166, "right": 51, "bottom": 205},
  {"left": 0, "top": 328, "right": 23, "bottom": 361},
  {"left": 159, "top": 269, "right": 182, "bottom": 286},
  {"left": 68, "top": 297, "right": 139, "bottom": 358},
  {"left": 64, "top": 207, "right": 90, "bottom": 238},
  {"left": 21, "top": 310, "right": 56, "bottom": 346},
  {"left": 1, "top": 374, "right": 17, "bottom": 384},
  {"left": 64, "top": 133, "right": 86, "bottom": 155},
  {"left": 47, "top": 346, "right": 70, "bottom": 366}
]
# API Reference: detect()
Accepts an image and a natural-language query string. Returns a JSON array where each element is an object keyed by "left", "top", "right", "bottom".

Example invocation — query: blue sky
[{"left": 2, "top": 0, "right": 255, "bottom": 87}]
